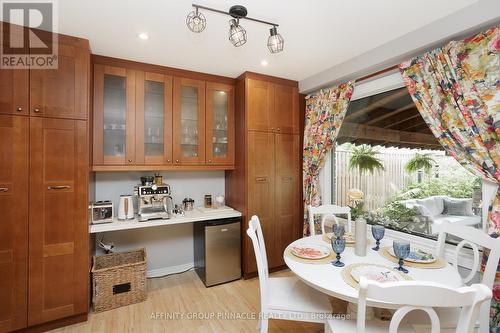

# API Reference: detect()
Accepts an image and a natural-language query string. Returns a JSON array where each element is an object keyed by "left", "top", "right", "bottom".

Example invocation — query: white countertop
[{"left": 89, "top": 207, "right": 242, "bottom": 233}]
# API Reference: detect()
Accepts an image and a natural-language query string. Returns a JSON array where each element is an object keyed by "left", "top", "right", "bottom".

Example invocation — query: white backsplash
[
  {"left": 93, "top": 171, "right": 226, "bottom": 275},
  {"left": 95, "top": 171, "right": 225, "bottom": 215}
]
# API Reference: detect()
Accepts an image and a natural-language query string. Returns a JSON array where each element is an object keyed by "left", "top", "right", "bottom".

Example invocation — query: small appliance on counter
[
  {"left": 90, "top": 201, "right": 114, "bottom": 224},
  {"left": 118, "top": 195, "right": 135, "bottom": 220},
  {"left": 182, "top": 198, "right": 194, "bottom": 211},
  {"left": 135, "top": 180, "right": 173, "bottom": 222}
]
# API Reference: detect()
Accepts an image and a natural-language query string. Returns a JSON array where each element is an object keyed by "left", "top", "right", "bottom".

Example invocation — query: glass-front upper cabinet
[
  {"left": 173, "top": 77, "right": 205, "bottom": 165},
  {"left": 135, "top": 72, "right": 172, "bottom": 165},
  {"left": 93, "top": 64, "right": 136, "bottom": 165},
  {"left": 205, "top": 82, "right": 234, "bottom": 165}
]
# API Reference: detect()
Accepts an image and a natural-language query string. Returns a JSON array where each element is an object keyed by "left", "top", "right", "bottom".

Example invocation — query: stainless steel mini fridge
[{"left": 194, "top": 218, "right": 241, "bottom": 287}]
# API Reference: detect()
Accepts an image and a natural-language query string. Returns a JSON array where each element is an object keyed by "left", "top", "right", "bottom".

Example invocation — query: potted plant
[{"left": 405, "top": 153, "right": 435, "bottom": 183}]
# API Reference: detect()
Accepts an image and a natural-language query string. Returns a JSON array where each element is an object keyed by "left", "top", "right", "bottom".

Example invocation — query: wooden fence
[{"left": 334, "top": 148, "right": 447, "bottom": 210}]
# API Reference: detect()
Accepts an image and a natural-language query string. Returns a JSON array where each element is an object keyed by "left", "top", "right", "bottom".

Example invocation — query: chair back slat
[
  {"left": 356, "top": 277, "right": 492, "bottom": 333},
  {"left": 246, "top": 216, "right": 269, "bottom": 311},
  {"left": 307, "top": 204, "right": 352, "bottom": 236}
]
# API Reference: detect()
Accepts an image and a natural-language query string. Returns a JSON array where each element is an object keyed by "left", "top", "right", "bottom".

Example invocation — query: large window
[{"left": 320, "top": 74, "right": 485, "bottom": 243}]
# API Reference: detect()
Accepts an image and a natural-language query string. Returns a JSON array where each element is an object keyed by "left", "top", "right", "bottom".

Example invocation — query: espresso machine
[{"left": 135, "top": 182, "right": 173, "bottom": 222}]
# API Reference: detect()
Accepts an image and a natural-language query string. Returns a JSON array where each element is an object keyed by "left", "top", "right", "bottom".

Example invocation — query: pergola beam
[
  {"left": 338, "top": 122, "right": 439, "bottom": 146},
  {"left": 345, "top": 89, "right": 409, "bottom": 121},
  {"left": 365, "top": 102, "right": 417, "bottom": 126}
]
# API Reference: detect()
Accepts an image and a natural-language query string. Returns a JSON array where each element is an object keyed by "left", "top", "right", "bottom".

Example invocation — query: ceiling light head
[
  {"left": 186, "top": 7, "right": 207, "bottom": 33},
  {"left": 138, "top": 33, "right": 149, "bottom": 40},
  {"left": 267, "top": 26, "right": 284, "bottom": 53},
  {"left": 228, "top": 19, "right": 247, "bottom": 47}
]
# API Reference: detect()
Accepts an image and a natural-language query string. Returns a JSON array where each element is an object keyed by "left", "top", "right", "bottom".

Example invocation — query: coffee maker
[{"left": 135, "top": 180, "right": 173, "bottom": 222}]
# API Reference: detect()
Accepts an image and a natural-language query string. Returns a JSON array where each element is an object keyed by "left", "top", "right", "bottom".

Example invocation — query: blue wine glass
[
  {"left": 393, "top": 240, "right": 410, "bottom": 273},
  {"left": 333, "top": 224, "right": 345, "bottom": 239},
  {"left": 331, "top": 237, "right": 346, "bottom": 267},
  {"left": 371, "top": 225, "right": 385, "bottom": 251}
]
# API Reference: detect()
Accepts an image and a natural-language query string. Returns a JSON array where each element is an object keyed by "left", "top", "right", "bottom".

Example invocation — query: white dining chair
[
  {"left": 325, "top": 277, "right": 492, "bottom": 333},
  {"left": 246, "top": 215, "right": 332, "bottom": 333},
  {"left": 307, "top": 204, "right": 352, "bottom": 236},
  {"left": 409, "top": 221, "right": 500, "bottom": 332}
]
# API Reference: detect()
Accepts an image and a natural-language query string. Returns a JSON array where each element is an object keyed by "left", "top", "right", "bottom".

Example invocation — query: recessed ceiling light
[
  {"left": 138, "top": 33, "right": 149, "bottom": 40},
  {"left": 261, "top": 60, "right": 268, "bottom": 66}
]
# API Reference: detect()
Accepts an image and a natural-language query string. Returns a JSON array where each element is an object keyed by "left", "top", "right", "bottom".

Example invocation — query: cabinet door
[
  {"left": 173, "top": 77, "right": 205, "bottom": 165},
  {"left": 29, "top": 117, "right": 88, "bottom": 325},
  {"left": 0, "top": 115, "right": 28, "bottom": 332},
  {"left": 0, "top": 68, "right": 29, "bottom": 116},
  {"left": 247, "top": 79, "right": 273, "bottom": 132},
  {"left": 30, "top": 43, "right": 89, "bottom": 119},
  {"left": 136, "top": 72, "right": 173, "bottom": 165},
  {"left": 274, "top": 134, "right": 301, "bottom": 266},
  {"left": 205, "top": 82, "right": 234, "bottom": 166},
  {"left": 93, "top": 64, "right": 136, "bottom": 165},
  {"left": 247, "top": 131, "right": 276, "bottom": 271},
  {"left": 273, "top": 84, "right": 299, "bottom": 134}
]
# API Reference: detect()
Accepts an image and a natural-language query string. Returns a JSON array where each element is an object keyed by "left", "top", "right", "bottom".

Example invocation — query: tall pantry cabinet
[
  {"left": 226, "top": 72, "right": 302, "bottom": 278},
  {"left": 0, "top": 28, "right": 90, "bottom": 332}
]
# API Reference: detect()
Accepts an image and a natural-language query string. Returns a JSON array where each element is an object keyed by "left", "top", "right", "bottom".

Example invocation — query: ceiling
[{"left": 57, "top": 0, "right": 476, "bottom": 81}]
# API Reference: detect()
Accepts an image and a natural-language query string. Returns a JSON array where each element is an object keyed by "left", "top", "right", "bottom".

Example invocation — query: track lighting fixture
[{"left": 186, "top": 4, "right": 284, "bottom": 53}]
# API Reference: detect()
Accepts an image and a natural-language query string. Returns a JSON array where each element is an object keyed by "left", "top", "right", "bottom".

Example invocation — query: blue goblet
[
  {"left": 371, "top": 225, "right": 385, "bottom": 251},
  {"left": 333, "top": 224, "right": 345, "bottom": 239},
  {"left": 393, "top": 240, "right": 410, "bottom": 274},
  {"left": 331, "top": 237, "right": 346, "bottom": 267}
]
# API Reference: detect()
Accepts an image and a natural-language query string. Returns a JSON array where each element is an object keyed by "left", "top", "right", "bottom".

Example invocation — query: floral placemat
[
  {"left": 341, "top": 263, "right": 412, "bottom": 289},
  {"left": 284, "top": 246, "right": 336, "bottom": 264},
  {"left": 379, "top": 246, "right": 446, "bottom": 269}
]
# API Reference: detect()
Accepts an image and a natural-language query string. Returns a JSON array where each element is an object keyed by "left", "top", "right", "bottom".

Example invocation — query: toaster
[{"left": 90, "top": 201, "right": 114, "bottom": 224}]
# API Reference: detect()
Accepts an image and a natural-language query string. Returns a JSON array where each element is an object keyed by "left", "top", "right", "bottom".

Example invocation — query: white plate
[
  {"left": 291, "top": 243, "right": 331, "bottom": 260},
  {"left": 387, "top": 247, "right": 436, "bottom": 264},
  {"left": 350, "top": 264, "right": 407, "bottom": 283}
]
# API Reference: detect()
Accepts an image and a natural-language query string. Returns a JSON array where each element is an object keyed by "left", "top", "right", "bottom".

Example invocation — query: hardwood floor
[{"left": 49, "top": 270, "right": 337, "bottom": 333}]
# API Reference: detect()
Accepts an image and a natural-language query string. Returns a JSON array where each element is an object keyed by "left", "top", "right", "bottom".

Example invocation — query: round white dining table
[{"left": 284, "top": 235, "right": 464, "bottom": 308}]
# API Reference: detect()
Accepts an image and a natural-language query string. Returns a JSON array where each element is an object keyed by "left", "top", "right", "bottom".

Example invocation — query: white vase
[{"left": 355, "top": 217, "right": 367, "bottom": 256}]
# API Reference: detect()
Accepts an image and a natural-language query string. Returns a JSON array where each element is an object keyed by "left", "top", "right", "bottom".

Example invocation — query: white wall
[{"left": 94, "top": 171, "right": 225, "bottom": 277}]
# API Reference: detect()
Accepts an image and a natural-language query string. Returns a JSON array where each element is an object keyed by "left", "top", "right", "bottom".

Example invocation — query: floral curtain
[
  {"left": 303, "top": 82, "right": 354, "bottom": 235},
  {"left": 399, "top": 25, "right": 499, "bottom": 331}
]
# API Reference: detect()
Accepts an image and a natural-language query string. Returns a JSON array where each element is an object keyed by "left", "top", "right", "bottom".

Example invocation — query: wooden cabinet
[
  {"left": 0, "top": 69, "right": 29, "bottom": 116},
  {"left": 173, "top": 77, "right": 206, "bottom": 165},
  {"left": 0, "top": 115, "right": 29, "bottom": 332},
  {"left": 30, "top": 43, "right": 89, "bottom": 119},
  {"left": 247, "top": 78, "right": 300, "bottom": 134},
  {"left": 0, "top": 24, "right": 90, "bottom": 331},
  {"left": 0, "top": 40, "right": 88, "bottom": 119},
  {"left": 274, "top": 134, "right": 300, "bottom": 265},
  {"left": 206, "top": 82, "right": 234, "bottom": 166},
  {"left": 273, "top": 85, "right": 300, "bottom": 134},
  {"left": 136, "top": 72, "right": 173, "bottom": 165},
  {"left": 28, "top": 117, "right": 88, "bottom": 325},
  {"left": 247, "top": 131, "right": 276, "bottom": 271},
  {"left": 247, "top": 79, "right": 273, "bottom": 132},
  {"left": 93, "top": 64, "right": 136, "bottom": 165},
  {"left": 92, "top": 57, "right": 235, "bottom": 170},
  {"left": 226, "top": 72, "right": 302, "bottom": 277}
]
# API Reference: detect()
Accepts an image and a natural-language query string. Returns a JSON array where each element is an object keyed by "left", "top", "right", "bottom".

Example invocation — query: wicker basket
[{"left": 91, "top": 248, "right": 147, "bottom": 313}]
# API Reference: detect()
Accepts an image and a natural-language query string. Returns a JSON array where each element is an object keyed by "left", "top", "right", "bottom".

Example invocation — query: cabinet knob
[
  {"left": 16, "top": 107, "right": 23, "bottom": 112},
  {"left": 33, "top": 108, "right": 40, "bottom": 113},
  {"left": 176, "top": 159, "right": 180, "bottom": 163},
  {"left": 128, "top": 159, "right": 133, "bottom": 163},
  {"left": 167, "top": 159, "right": 171, "bottom": 163},
  {"left": 208, "top": 159, "right": 212, "bottom": 163},
  {"left": 277, "top": 128, "right": 281, "bottom": 132},
  {"left": 271, "top": 127, "right": 274, "bottom": 131}
]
